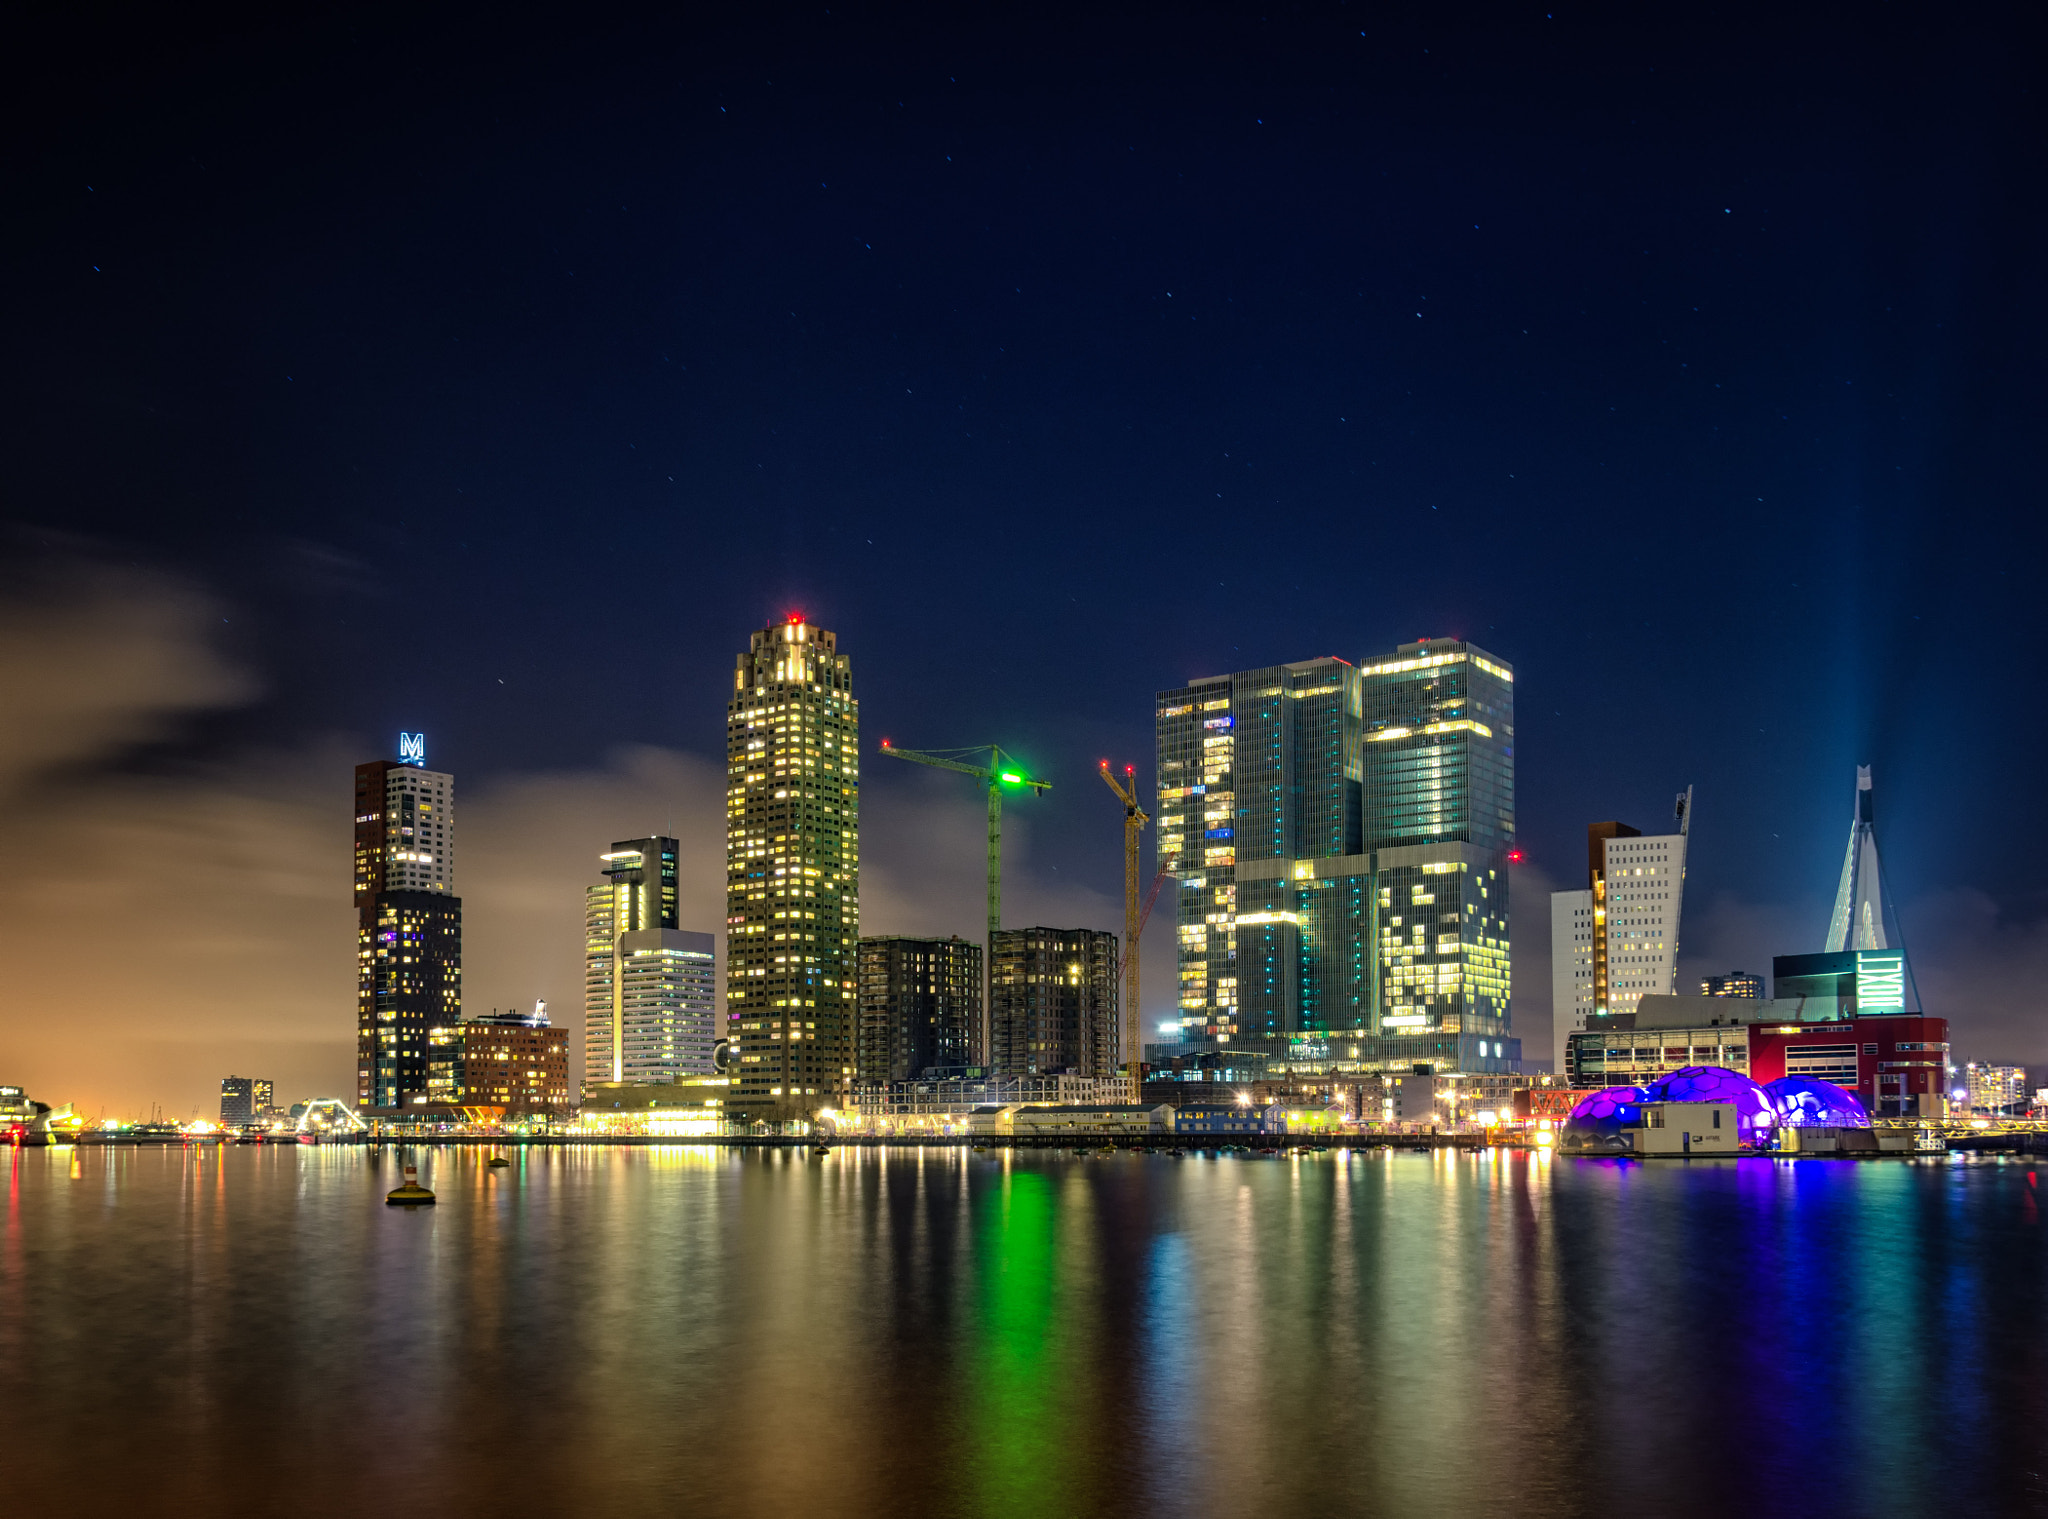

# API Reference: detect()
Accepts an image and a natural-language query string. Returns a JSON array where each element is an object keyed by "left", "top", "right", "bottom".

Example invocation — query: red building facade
[{"left": 1746, "top": 1014, "right": 1950, "bottom": 1118}]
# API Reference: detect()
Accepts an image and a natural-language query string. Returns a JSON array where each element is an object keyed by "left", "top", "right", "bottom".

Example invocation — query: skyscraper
[
  {"left": 1594, "top": 794, "right": 1690, "bottom": 1019},
  {"left": 1156, "top": 637, "right": 1518, "bottom": 1075},
  {"left": 1549, "top": 795, "right": 1691, "bottom": 1070},
  {"left": 353, "top": 738, "right": 460, "bottom": 1111},
  {"left": 1156, "top": 656, "right": 1366, "bottom": 1046},
  {"left": 1359, "top": 638, "right": 1516, "bottom": 1060},
  {"left": 725, "top": 615, "right": 859, "bottom": 1122},
  {"left": 990, "top": 927, "right": 1119, "bottom": 1076},
  {"left": 584, "top": 837, "right": 717, "bottom": 1086},
  {"left": 856, "top": 935, "right": 981, "bottom": 1083}
]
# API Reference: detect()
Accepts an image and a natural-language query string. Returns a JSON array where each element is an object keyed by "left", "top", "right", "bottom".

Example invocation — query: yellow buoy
[{"left": 386, "top": 1163, "right": 435, "bottom": 1205}]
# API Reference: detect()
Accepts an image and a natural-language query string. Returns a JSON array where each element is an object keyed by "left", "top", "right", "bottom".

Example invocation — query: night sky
[{"left": 6, "top": 2, "right": 2046, "bottom": 1113}]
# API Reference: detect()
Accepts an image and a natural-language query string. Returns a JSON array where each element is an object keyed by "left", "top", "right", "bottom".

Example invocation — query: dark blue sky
[{"left": 8, "top": 1, "right": 2047, "bottom": 1060}]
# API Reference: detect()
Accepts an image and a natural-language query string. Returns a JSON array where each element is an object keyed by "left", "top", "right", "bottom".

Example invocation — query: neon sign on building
[{"left": 398, "top": 732, "right": 426, "bottom": 766}]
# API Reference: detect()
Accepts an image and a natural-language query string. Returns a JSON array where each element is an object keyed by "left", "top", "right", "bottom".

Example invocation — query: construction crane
[
  {"left": 879, "top": 742, "right": 1051, "bottom": 1063},
  {"left": 1097, "top": 763, "right": 1151, "bottom": 1099}
]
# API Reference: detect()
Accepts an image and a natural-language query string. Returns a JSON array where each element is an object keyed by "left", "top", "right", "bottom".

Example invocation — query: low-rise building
[
  {"left": 1634, "top": 1101, "right": 1738, "bottom": 1155},
  {"left": 1701, "top": 972, "right": 1766, "bottom": 1000},
  {"left": 1747, "top": 1013, "right": 1950, "bottom": 1119},
  {"left": 851, "top": 1071, "right": 1129, "bottom": 1127},
  {"left": 1004, "top": 1104, "right": 1174, "bottom": 1136},
  {"left": 1175, "top": 1103, "right": 1282, "bottom": 1136},
  {"left": 427, "top": 1007, "right": 572, "bottom": 1114},
  {"left": 577, "top": 1075, "right": 731, "bottom": 1135},
  {"left": 1966, "top": 1062, "right": 2028, "bottom": 1115}
]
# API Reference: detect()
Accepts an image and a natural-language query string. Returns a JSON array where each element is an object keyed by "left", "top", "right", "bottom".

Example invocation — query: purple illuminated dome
[
  {"left": 1558, "top": 1086, "right": 1649, "bottom": 1154},
  {"left": 1641, "top": 1066, "right": 1774, "bottom": 1142},
  {"left": 1764, "top": 1075, "right": 1871, "bottom": 1129}
]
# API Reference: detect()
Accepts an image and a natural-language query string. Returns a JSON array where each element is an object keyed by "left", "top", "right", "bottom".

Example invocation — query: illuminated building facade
[
  {"left": 990, "top": 927, "right": 1119, "bottom": 1076},
  {"left": 353, "top": 741, "right": 460, "bottom": 1111},
  {"left": 219, "top": 1075, "right": 273, "bottom": 1125},
  {"left": 1360, "top": 638, "right": 1515, "bottom": 1061},
  {"left": 725, "top": 616, "right": 859, "bottom": 1121},
  {"left": 427, "top": 1005, "right": 571, "bottom": 1112},
  {"left": 1594, "top": 813, "right": 1689, "bottom": 1018},
  {"left": 584, "top": 837, "right": 717, "bottom": 1086},
  {"left": 856, "top": 935, "right": 982, "bottom": 1083},
  {"left": 1552, "top": 796, "right": 1691, "bottom": 1069},
  {"left": 1156, "top": 656, "right": 1367, "bottom": 1046},
  {"left": 1966, "top": 1062, "right": 2028, "bottom": 1115},
  {"left": 1702, "top": 971, "right": 1765, "bottom": 1000},
  {"left": 1155, "top": 639, "right": 1519, "bottom": 1075}
]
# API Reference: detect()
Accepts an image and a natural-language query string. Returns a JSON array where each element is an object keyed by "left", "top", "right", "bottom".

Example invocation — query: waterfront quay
[{"left": 63, "top": 1121, "right": 2048, "bottom": 1154}]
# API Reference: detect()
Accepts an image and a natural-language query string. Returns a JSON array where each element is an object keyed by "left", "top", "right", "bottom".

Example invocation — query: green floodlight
[{"left": 999, "top": 772, "right": 1024, "bottom": 784}]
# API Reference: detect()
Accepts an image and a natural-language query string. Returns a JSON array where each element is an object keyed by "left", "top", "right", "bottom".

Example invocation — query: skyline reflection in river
[{"left": 5, "top": 1144, "right": 2046, "bottom": 1516}]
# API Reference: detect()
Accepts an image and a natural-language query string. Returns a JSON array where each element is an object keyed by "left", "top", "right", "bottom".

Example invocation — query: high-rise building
[
  {"left": 427, "top": 1003, "right": 572, "bottom": 1113},
  {"left": 1155, "top": 637, "right": 1519, "bottom": 1076},
  {"left": 1702, "top": 971, "right": 1765, "bottom": 1000},
  {"left": 219, "top": 1075, "right": 273, "bottom": 1125},
  {"left": 725, "top": 616, "right": 859, "bottom": 1122},
  {"left": 583, "top": 837, "right": 717, "bottom": 1086},
  {"left": 1359, "top": 638, "right": 1516, "bottom": 1059},
  {"left": 1550, "top": 891, "right": 1595, "bottom": 1072},
  {"left": 1156, "top": 656, "right": 1366, "bottom": 1045},
  {"left": 857, "top": 935, "right": 981, "bottom": 1084},
  {"left": 990, "top": 927, "right": 1119, "bottom": 1076},
  {"left": 353, "top": 738, "right": 460, "bottom": 1111},
  {"left": 1549, "top": 794, "right": 1692, "bottom": 1070}
]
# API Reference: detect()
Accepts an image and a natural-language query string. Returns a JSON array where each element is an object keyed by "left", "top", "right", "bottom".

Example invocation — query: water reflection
[{"left": 3, "top": 1146, "right": 2047, "bottom": 1516}]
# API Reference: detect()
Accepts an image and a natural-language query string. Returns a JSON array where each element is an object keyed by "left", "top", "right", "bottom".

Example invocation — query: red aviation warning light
[{"left": 1507, "top": 849, "right": 1524, "bottom": 863}]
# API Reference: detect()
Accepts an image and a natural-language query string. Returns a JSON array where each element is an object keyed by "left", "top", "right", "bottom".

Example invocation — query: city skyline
[
  {"left": 6, "top": 5, "right": 2045, "bottom": 1114},
  {"left": 10, "top": 9, "right": 2047, "bottom": 1514}
]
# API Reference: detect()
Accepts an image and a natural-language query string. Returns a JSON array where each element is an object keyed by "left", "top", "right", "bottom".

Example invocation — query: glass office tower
[
  {"left": 1156, "top": 656, "right": 1370, "bottom": 1051},
  {"left": 1157, "top": 638, "right": 1517, "bottom": 1074},
  {"left": 1359, "top": 638, "right": 1515, "bottom": 1059}
]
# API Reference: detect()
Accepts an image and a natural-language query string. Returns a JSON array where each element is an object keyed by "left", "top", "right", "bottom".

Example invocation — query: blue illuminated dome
[
  {"left": 1558, "top": 1086, "right": 1649, "bottom": 1154},
  {"left": 1640, "top": 1065, "right": 1774, "bottom": 1143},
  {"left": 1764, "top": 1075, "right": 1871, "bottom": 1129}
]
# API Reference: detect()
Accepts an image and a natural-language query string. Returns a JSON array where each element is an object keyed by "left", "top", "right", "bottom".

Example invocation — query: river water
[{"left": 5, "top": 1143, "right": 2047, "bottom": 1516}]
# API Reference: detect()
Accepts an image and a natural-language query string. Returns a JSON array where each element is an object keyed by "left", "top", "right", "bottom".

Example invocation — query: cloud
[
  {"left": 0, "top": 548, "right": 1148, "bottom": 1115},
  {"left": 0, "top": 542, "right": 251, "bottom": 797}
]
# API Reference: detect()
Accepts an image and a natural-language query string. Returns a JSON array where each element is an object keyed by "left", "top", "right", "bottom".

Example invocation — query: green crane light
[{"left": 999, "top": 772, "right": 1023, "bottom": 784}]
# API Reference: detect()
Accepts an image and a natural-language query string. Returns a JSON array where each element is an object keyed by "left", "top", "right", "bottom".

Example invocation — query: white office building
[
  {"left": 1550, "top": 888, "right": 1595, "bottom": 1073},
  {"left": 1551, "top": 789, "right": 1693, "bottom": 1072}
]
